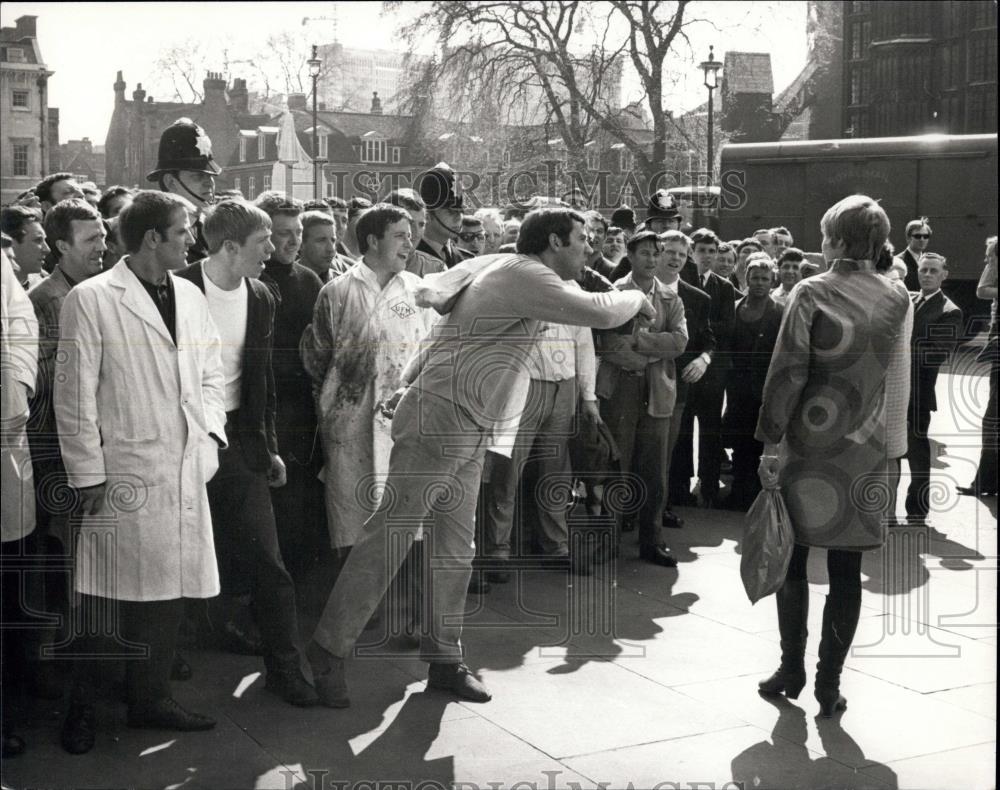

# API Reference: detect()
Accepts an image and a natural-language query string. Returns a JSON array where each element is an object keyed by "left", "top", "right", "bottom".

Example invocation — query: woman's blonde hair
[{"left": 820, "top": 194, "right": 890, "bottom": 261}]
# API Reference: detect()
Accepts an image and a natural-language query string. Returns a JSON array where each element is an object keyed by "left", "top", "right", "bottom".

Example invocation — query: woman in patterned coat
[{"left": 755, "top": 195, "right": 910, "bottom": 717}]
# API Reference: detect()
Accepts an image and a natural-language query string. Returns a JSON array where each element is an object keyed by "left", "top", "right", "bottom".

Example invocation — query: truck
[{"left": 717, "top": 133, "right": 998, "bottom": 330}]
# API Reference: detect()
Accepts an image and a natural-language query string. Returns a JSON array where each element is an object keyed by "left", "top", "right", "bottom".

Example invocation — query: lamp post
[
  {"left": 699, "top": 46, "right": 723, "bottom": 186},
  {"left": 307, "top": 44, "right": 322, "bottom": 199}
]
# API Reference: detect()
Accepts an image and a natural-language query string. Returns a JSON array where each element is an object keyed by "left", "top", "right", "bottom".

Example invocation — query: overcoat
[
  {"left": 55, "top": 258, "right": 227, "bottom": 600},
  {"left": 1, "top": 254, "right": 38, "bottom": 543},
  {"left": 755, "top": 260, "right": 910, "bottom": 550}
]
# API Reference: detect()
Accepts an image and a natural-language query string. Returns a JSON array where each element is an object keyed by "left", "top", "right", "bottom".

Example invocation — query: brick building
[
  {"left": 105, "top": 72, "right": 269, "bottom": 188},
  {"left": 1, "top": 15, "right": 58, "bottom": 204}
]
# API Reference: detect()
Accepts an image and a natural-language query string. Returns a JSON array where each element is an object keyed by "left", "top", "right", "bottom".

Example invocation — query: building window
[
  {"left": 618, "top": 149, "right": 633, "bottom": 173},
  {"left": 325, "top": 181, "right": 335, "bottom": 198},
  {"left": 391, "top": 146, "right": 400, "bottom": 164},
  {"left": 970, "top": 1, "right": 997, "bottom": 29},
  {"left": 258, "top": 134, "right": 266, "bottom": 160},
  {"left": 361, "top": 138, "right": 387, "bottom": 163},
  {"left": 502, "top": 149, "right": 511, "bottom": 168},
  {"left": 12, "top": 142, "right": 30, "bottom": 176},
  {"left": 263, "top": 174, "right": 271, "bottom": 191},
  {"left": 585, "top": 147, "right": 600, "bottom": 171},
  {"left": 11, "top": 90, "right": 29, "bottom": 109},
  {"left": 6, "top": 47, "right": 25, "bottom": 63},
  {"left": 318, "top": 133, "right": 328, "bottom": 160},
  {"left": 247, "top": 175, "right": 256, "bottom": 199},
  {"left": 968, "top": 35, "right": 996, "bottom": 83},
  {"left": 239, "top": 137, "right": 247, "bottom": 163},
  {"left": 233, "top": 176, "right": 241, "bottom": 195},
  {"left": 849, "top": 66, "right": 870, "bottom": 105}
]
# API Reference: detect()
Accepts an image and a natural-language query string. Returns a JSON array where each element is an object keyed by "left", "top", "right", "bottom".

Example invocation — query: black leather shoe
[
  {"left": 639, "top": 544, "right": 678, "bottom": 568},
  {"left": 427, "top": 662, "right": 492, "bottom": 702},
  {"left": 662, "top": 509, "right": 684, "bottom": 529},
  {"left": 956, "top": 484, "right": 998, "bottom": 497},
  {"left": 467, "top": 573, "right": 491, "bottom": 594},
  {"left": 171, "top": 652, "right": 193, "bottom": 681},
  {"left": 28, "top": 661, "right": 64, "bottom": 700},
  {"left": 2, "top": 732, "right": 26, "bottom": 758},
  {"left": 61, "top": 704, "right": 96, "bottom": 755},
  {"left": 127, "top": 698, "right": 216, "bottom": 731},
  {"left": 220, "top": 619, "right": 265, "bottom": 656},
  {"left": 265, "top": 668, "right": 320, "bottom": 707}
]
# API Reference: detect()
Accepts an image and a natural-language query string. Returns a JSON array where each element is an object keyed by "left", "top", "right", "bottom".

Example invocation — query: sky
[{"left": 2, "top": 1, "right": 808, "bottom": 143}]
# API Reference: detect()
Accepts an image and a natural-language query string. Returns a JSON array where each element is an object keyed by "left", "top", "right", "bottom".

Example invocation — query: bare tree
[{"left": 389, "top": 1, "right": 710, "bottom": 188}]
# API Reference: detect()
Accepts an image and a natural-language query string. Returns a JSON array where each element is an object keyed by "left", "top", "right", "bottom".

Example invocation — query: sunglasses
[
  {"left": 910, "top": 233, "right": 930, "bottom": 239},
  {"left": 460, "top": 232, "right": 486, "bottom": 241}
]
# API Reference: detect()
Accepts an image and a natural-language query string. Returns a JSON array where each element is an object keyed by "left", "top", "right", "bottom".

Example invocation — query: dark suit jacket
[
  {"left": 675, "top": 278, "right": 715, "bottom": 373},
  {"left": 909, "top": 290, "right": 962, "bottom": 415},
  {"left": 176, "top": 263, "right": 279, "bottom": 473},
  {"left": 695, "top": 270, "right": 737, "bottom": 368},
  {"left": 897, "top": 248, "right": 920, "bottom": 293}
]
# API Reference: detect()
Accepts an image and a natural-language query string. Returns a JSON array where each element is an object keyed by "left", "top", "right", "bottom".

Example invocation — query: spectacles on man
[
  {"left": 910, "top": 233, "right": 930, "bottom": 239},
  {"left": 460, "top": 232, "right": 486, "bottom": 242}
]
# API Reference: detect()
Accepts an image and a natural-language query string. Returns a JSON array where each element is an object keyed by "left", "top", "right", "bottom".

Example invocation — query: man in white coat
[
  {"left": 55, "top": 191, "right": 227, "bottom": 754},
  {"left": 1, "top": 244, "right": 39, "bottom": 757}
]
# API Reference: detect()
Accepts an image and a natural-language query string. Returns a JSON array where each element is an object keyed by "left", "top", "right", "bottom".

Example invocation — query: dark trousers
[
  {"left": 672, "top": 367, "right": 726, "bottom": 500},
  {"left": 600, "top": 373, "right": 668, "bottom": 549},
  {"left": 69, "top": 595, "right": 184, "bottom": 707},
  {"left": 271, "top": 460, "right": 325, "bottom": 580},
  {"left": 974, "top": 358, "right": 998, "bottom": 487},
  {"left": 905, "top": 408, "right": 933, "bottom": 518},
  {"left": 208, "top": 422, "right": 301, "bottom": 673},
  {"left": 730, "top": 433, "right": 764, "bottom": 509}
]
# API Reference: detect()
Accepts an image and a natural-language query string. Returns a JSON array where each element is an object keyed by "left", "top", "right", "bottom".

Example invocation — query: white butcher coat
[
  {"left": 1, "top": 252, "right": 39, "bottom": 543},
  {"left": 301, "top": 263, "right": 436, "bottom": 548},
  {"left": 55, "top": 259, "right": 227, "bottom": 601}
]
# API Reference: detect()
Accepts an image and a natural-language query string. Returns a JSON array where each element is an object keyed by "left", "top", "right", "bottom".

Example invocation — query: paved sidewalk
[{"left": 2, "top": 368, "right": 995, "bottom": 790}]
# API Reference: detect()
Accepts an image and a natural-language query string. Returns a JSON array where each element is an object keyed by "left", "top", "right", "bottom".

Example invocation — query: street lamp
[
  {"left": 699, "top": 46, "right": 723, "bottom": 185},
  {"left": 307, "top": 44, "right": 323, "bottom": 199}
]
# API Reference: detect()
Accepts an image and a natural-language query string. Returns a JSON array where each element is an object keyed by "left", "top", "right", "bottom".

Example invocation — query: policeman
[
  {"left": 147, "top": 118, "right": 221, "bottom": 262},
  {"left": 415, "top": 162, "right": 471, "bottom": 269},
  {"left": 644, "top": 189, "right": 683, "bottom": 235}
]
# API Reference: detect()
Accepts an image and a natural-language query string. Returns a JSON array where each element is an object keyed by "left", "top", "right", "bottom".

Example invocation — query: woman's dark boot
[
  {"left": 814, "top": 590, "right": 862, "bottom": 717},
  {"left": 758, "top": 579, "right": 809, "bottom": 699}
]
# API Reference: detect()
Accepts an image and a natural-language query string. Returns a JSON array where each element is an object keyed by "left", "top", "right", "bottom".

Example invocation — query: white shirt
[
  {"left": 660, "top": 276, "right": 679, "bottom": 294},
  {"left": 203, "top": 273, "right": 247, "bottom": 412}
]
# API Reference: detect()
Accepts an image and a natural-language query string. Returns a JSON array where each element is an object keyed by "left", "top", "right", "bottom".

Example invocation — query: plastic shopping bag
[{"left": 740, "top": 488, "right": 795, "bottom": 604}]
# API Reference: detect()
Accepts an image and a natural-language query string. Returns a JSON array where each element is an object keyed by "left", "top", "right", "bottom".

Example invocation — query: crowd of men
[{"left": 1, "top": 117, "right": 983, "bottom": 758}]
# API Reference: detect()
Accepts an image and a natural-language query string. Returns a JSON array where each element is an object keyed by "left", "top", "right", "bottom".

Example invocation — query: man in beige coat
[
  {"left": 306, "top": 207, "right": 655, "bottom": 707},
  {"left": 55, "top": 191, "right": 227, "bottom": 754}
]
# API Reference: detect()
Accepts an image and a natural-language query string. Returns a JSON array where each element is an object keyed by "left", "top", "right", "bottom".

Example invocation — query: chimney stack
[
  {"left": 229, "top": 77, "right": 249, "bottom": 114},
  {"left": 15, "top": 16, "right": 37, "bottom": 37},
  {"left": 114, "top": 70, "right": 127, "bottom": 104},
  {"left": 370, "top": 91, "right": 383, "bottom": 115},
  {"left": 203, "top": 71, "right": 227, "bottom": 106},
  {"left": 133, "top": 82, "right": 146, "bottom": 103}
]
